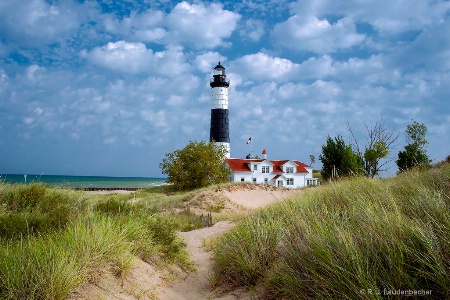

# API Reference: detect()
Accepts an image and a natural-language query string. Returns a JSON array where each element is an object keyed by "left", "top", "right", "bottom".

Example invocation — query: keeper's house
[{"left": 226, "top": 150, "right": 318, "bottom": 189}]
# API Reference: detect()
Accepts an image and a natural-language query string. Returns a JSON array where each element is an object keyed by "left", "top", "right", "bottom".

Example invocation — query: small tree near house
[
  {"left": 347, "top": 119, "right": 398, "bottom": 178},
  {"left": 160, "top": 140, "right": 230, "bottom": 190},
  {"left": 396, "top": 120, "right": 431, "bottom": 172}
]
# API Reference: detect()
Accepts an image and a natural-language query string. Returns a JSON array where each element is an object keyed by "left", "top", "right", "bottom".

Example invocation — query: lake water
[{"left": 0, "top": 174, "right": 166, "bottom": 189}]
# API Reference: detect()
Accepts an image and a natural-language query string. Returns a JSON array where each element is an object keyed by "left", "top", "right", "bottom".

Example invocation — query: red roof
[
  {"left": 294, "top": 160, "right": 310, "bottom": 173},
  {"left": 226, "top": 158, "right": 310, "bottom": 174},
  {"left": 226, "top": 158, "right": 263, "bottom": 172}
]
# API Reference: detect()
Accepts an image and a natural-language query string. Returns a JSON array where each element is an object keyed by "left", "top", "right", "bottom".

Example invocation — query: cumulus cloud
[
  {"left": 240, "top": 19, "right": 265, "bottom": 42},
  {"left": 232, "top": 52, "right": 299, "bottom": 81},
  {"left": 391, "top": 20, "right": 450, "bottom": 71},
  {"left": 80, "top": 41, "right": 153, "bottom": 73},
  {"left": 289, "top": 0, "right": 450, "bottom": 34},
  {"left": 165, "top": 2, "right": 240, "bottom": 48},
  {"left": 101, "top": 9, "right": 166, "bottom": 43},
  {"left": 272, "top": 15, "right": 365, "bottom": 53},
  {"left": 80, "top": 42, "right": 190, "bottom": 76},
  {"left": 0, "top": 0, "right": 94, "bottom": 47}
]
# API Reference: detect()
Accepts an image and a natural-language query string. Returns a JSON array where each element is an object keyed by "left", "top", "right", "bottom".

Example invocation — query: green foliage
[
  {"left": 211, "top": 163, "right": 450, "bottom": 299},
  {"left": 405, "top": 120, "right": 428, "bottom": 148},
  {"left": 0, "top": 183, "right": 193, "bottom": 298},
  {"left": 397, "top": 120, "right": 431, "bottom": 172},
  {"left": 94, "top": 197, "right": 138, "bottom": 215},
  {"left": 160, "top": 140, "right": 230, "bottom": 190},
  {"left": 0, "top": 183, "right": 88, "bottom": 239},
  {"left": 348, "top": 119, "right": 398, "bottom": 178},
  {"left": 319, "top": 135, "right": 363, "bottom": 180},
  {"left": 212, "top": 209, "right": 283, "bottom": 287},
  {"left": 364, "top": 141, "right": 389, "bottom": 177}
]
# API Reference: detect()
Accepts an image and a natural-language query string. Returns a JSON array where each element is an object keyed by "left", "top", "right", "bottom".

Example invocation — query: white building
[{"left": 226, "top": 151, "right": 318, "bottom": 189}]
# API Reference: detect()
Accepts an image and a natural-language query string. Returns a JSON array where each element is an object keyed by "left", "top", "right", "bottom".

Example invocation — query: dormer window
[{"left": 286, "top": 167, "right": 294, "bottom": 173}]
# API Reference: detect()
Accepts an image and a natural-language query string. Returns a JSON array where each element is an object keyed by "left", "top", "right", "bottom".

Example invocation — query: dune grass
[
  {"left": 211, "top": 163, "right": 450, "bottom": 299},
  {"left": 0, "top": 183, "right": 192, "bottom": 299}
]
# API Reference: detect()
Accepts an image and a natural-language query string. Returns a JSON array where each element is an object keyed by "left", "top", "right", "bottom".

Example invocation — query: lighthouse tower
[{"left": 210, "top": 62, "right": 230, "bottom": 158}]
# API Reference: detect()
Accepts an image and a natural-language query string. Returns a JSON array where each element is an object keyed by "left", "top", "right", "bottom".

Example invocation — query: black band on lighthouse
[{"left": 210, "top": 108, "right": 230, "bottom": 143}]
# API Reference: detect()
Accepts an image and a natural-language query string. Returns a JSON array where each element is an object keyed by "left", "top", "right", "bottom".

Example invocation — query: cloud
[
  {"left": 240, "top": 19, "right": 265, "bottom": 42},
  {"left": 80, "top": 42, "right": 190, "bottom": 76},
  {"left": 272, "top": 15, "right": 365, "bottom": 53},
  {"left": 232, "top": 52, "right": 299, "bottom": 81},
  {"left": 194, "top": 52, "right": 226, "bottom": 73},
  {"left": 80, "top": 41, "right": 153, "bottom": 74},
  {"left": 165, "top": 2, "right": 241, "bottom": 48},
  {"left": 391, "top": 20, "right": 450, "bottom": 71},
  {"left": 289, "top": 0, "right": 450, "bottom": 34},
  {"left": 101, "top": 9, "right": 166, "bottom": 43},
  {"left": 0, "top": 0, "right": 94, "bottom": 47}
]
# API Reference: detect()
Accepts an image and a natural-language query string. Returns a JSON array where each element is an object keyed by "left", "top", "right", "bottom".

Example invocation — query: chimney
[{"left": 262, "top": 149, "right": 267, "bottom": 159}]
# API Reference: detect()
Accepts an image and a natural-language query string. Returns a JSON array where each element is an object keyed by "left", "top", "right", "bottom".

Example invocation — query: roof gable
[
  {"left": 226, "top": 158, "right": 252, "bottom": 172},
  {"left": 226, "top": 158, "right": 311, "bottom": 174},
  {"left": 293, "top": 160, "right": 310, "bottom": 173}
]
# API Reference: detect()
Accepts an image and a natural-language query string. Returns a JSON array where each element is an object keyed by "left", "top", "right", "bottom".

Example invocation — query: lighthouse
[{"left": 210, "top": 62, "right": 230, "bottom": 158}]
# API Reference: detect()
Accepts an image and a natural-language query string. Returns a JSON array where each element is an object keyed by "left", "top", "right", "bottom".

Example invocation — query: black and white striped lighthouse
[{"left": 210, "top": 62, "right": 230, "bottom": 158}]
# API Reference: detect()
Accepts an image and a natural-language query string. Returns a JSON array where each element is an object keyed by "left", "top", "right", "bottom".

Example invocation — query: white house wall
[
  {"left": 229, "top": 171, "right": 309, "bottom": 188},
  {"left": 227, "top": 159, "right": 317, "bottom": 189}
]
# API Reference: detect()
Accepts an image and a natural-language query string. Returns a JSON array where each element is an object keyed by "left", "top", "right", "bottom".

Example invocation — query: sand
[{"left": 72, "top": 185, "right": 299, "bottom": 299}]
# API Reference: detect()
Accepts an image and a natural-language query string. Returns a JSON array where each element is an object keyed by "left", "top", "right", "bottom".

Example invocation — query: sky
[{"left": 1, "top": 0, "right": 449, "bottom": 178}]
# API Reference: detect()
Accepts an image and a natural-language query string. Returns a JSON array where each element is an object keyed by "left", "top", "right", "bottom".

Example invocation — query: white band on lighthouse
[{"left": 211, "top": 87, "right": 228, "bottom": 109}]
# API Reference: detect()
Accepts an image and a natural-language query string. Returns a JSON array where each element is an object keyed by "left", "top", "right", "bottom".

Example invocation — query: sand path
[
  {"left": 72, "top": 187, "right": 297, "bottom": 299},
  {"left": 152, "top": 187, "right": 296, "bottom": 300}
]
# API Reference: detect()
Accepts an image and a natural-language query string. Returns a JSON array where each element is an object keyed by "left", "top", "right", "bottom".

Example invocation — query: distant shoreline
[{"left": 0, "top": 174, "right": 167, "bottom": 189}]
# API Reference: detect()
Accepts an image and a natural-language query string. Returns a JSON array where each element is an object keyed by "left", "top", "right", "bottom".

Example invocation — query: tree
[
  {"left": 396, "top": 120, "right": 431, "bottom": 172},
  {"left": 319, "top": 136, "right": 363, "bottom": 181},
  {"left": 347, "top": 119, "right": 398, "bottom": 178},
  {"left": 160, "top": 140, "right": 230, "bottom": 190},
  {"left": 309, "top": 154, "right": 315, "bottom": 166}
]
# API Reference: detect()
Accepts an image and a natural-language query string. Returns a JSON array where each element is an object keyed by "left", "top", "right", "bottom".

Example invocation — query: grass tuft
[{"left": 211, "top": 163, "right": 450, "bottom": 299}]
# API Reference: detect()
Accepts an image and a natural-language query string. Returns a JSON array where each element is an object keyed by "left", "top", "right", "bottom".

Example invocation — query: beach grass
[
  {"left": 211, "top": 162, "right": 450, "bottom": 299},
  {"left": 0, "top": 183, "right": 192, "bottom": 299}
]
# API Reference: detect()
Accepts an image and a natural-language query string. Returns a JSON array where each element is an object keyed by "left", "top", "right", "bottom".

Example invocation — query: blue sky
[{"left": 1, "top": 0, "right": 449, "bottom": 177}]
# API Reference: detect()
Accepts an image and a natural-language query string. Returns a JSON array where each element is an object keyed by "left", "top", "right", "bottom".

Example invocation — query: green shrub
[
  {"left": 94, "top": 197, "right": 136, "bottom": 215},
  {"left": 211, "top": 208, "right": 284, "bottom": 287},
  {"left": 0, "top": 184, "right": 88, "bottom": 240}
]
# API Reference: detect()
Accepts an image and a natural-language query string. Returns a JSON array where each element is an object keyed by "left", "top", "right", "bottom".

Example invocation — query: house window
[
  {"left": 254, "top": 165, "right": 257, "bottom": 171},
  {"left": 253, "top": 178, "right": 256, "bottom": 183},
  {"left": 287, "top": 178, "right": 294, "bottom": 185},
  {"left": 264, "top": 178, "right": 268, "bottom": 184},
  {"left": 286, "top": 167, "right": 294, "bottom": 173},
  {"left": 241, "top": 177, "right": 245, "bottom": 182},
  {"left": 262, "top": 166, "right": 270, "bottom": 173},
  {"left": 307, "top": 179, "right": 317, "bottom": 186}
]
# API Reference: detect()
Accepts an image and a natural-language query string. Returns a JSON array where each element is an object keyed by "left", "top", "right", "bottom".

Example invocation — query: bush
[{"left": 0, "top": 184, "right": 88, "bottom": 239}]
